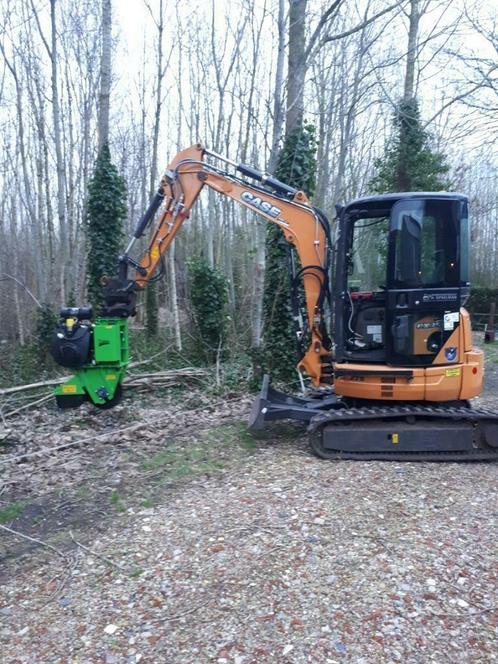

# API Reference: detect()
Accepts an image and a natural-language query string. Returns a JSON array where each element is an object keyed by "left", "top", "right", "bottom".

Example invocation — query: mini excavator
[{"left": 51, "top": 144, "right": 498, "bottom": 460}]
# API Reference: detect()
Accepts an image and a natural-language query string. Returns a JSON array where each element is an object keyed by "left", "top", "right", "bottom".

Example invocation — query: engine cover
[{"left": 51, "top": 324, "right": 91, "bottom": 369}]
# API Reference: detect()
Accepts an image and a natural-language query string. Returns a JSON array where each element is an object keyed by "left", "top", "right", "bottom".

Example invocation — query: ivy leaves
[
  {"left": 275, "top": 122, "right": 317, "bottom": 197},
  {"left": 86, "top": 143, "right": 127, "bottom": 312},
  {"left": 187, "top": 256, "right": 228, "bottom": 364},
  {"left": 369, "top": 99, "right": 450, "bottom": 194},
  {"left": 262, "top": 123, "right": 317, "bottom": 383}
]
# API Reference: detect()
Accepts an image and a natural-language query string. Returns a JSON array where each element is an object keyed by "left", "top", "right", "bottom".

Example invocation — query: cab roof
[{"left": 344, "top": 191, "right": 467, "bottom": 210}]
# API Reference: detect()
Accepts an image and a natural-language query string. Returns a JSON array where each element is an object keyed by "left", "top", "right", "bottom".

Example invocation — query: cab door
[{"left": 386, "top": 197, "right": 468, "bottom": 367}]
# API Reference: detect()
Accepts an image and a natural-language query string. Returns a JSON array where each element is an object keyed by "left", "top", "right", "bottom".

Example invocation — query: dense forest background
[{"left": 0, "top": 0, "right": 497, "bottom": 383}]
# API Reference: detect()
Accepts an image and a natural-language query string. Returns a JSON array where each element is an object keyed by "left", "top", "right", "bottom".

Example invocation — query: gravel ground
[
  {"left": 1, "top": 342, "right": 497, "bottom": 663},
  {"left": 1, "top": 433, "right": 497, "bottom": 662}
]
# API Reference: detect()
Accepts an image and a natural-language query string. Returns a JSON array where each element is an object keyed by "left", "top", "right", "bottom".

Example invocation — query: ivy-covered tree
[
  {"left": 369, "top": 98, "right": 450, "bottom": 193},
  {"left": 187, "top": 255, "right": 228, "bottom": 364},
  {"left": 261, "top": 122, "right": 317, "bottom": 383},
  {"left": 86, "top": 143, "right": 127, "bottom": 312}
]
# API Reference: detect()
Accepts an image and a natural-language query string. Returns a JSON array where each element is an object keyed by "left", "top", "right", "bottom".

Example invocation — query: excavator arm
[
  {"left": 123, "top": 144, "right": 332, "bottom": 384},
  {"left": 52, "top": 144, "right": 334, "bottom": 408}
]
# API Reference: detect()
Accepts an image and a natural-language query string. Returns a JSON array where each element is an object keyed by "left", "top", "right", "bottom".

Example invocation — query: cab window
[
  {"left": 348, "top": 217, "right": 389, "bottom": 291},
  {"left": 391, "top": 199, "right": 459, "bottom": 288}
]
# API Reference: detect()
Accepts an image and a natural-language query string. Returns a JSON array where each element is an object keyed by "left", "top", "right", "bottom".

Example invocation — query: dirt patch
[{"left": 0, "top": 390, "right": 275, "bottom": 573}]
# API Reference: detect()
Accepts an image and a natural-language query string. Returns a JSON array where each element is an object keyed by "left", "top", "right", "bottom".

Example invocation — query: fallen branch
[
  {"left": 69, "top": 531, "right": 126, "bottom": 571},
  {"left": 126, "top": 368, "right": 207, "bottom": 381},
  {"left": 0, "top": 367, "right": 208, "bottom": 397},
  {"left": 3, "top": 393, "right": 52, "bottom": 419},
  {"left": 0, "top": 378, "right": 65, "bottom": 395},
  {"left": 0, "top": 523, "right": 67, "bottom": 560}
]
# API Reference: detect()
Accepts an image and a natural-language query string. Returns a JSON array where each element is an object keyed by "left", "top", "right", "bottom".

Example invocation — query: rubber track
[{"left": 308, "top": 404, "right": 498, "bottom": 461}]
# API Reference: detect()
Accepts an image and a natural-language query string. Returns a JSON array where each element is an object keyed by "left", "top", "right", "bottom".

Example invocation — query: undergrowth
[
  {"left": 0, "top": 328, "right": 263, "bottom": 397},
  {"left": 0, "top": 342, "right": 60, "bottom": 388}
]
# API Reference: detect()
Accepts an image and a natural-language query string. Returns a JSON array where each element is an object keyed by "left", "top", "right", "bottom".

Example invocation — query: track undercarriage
[{"left": 249, "top": 376, "right": 498, "bottom": 461}]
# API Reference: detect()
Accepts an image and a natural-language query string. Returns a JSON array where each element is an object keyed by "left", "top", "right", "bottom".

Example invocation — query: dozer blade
[
  {"left": 248, "top": 374, "right": 341, "bottom": 430},
  {"left": 308, "top": 404, "right": 498, "bottom": 461}
]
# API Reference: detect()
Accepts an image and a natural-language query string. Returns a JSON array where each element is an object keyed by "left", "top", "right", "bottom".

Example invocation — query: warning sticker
[
  {"left": 445, "top": 367, "right": 461, "bottom": 377},
  {"left": 62, "top": 384, "right": 78, "bottom": 393},
  {"left": 443, "top": 312, "right": 459, "bottom": 331}
]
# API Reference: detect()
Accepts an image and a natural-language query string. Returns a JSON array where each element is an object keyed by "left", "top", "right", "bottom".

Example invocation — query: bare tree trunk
[
  {"left": 49, "top": 0, "right": 67, "bottom": 302},
  {"left": 148, "top": 0, "right": 164, "bottom": 196},
  {"left": 13, "top": 277, "right": 24, "bottom": 345},
  {"left": 9, "top": 199, "right": 25, "bottom": 345},
  {"left": 251, "top": 0, "right": 286, "bottom": 348},
  {"left": 98, "top": 0, "right": 112, "bottom": 149},
  {"left": 404, "top": 0, "right": 419, "bottom": 101},
  {"left": 145, "top": 0, "right": 172, "bottom": 338},
  {"left": 169, "top": 13, "right": 183, "bottom": 351},
  {"left": 286, "top": 0, "right": 308, "bottom": 135},
  {"left": 206, "top": 193, "right": 216, "bottom": 267},
  {"left": 169, "top": 239, "right": 182, "bottom": 350},
  {"left": 0, "top": 42, "right": 44, "bottom": 301},
  {"left": 333, "top": 13, "right": 371, "bottom": 202},
  {"left": 268, "top": 0, "right": 286, "bottom": 172}
]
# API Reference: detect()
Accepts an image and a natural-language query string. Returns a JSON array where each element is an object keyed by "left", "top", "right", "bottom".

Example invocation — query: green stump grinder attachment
[{"left": 51, "top": 307, "right": 129, "bottom": 409}]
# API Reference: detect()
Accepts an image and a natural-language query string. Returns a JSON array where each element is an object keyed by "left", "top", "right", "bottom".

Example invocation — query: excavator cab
[
  {"left": 334, "top": 192, "right": 470, "bottom": 369},
  {"left": 252, "top": 191, "right": 497, "bottom": 460}
]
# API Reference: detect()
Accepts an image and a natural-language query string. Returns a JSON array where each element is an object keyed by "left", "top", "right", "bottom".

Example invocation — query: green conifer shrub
[{"left": 369, "top": 99, "right": 450, "bottom": 193}]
